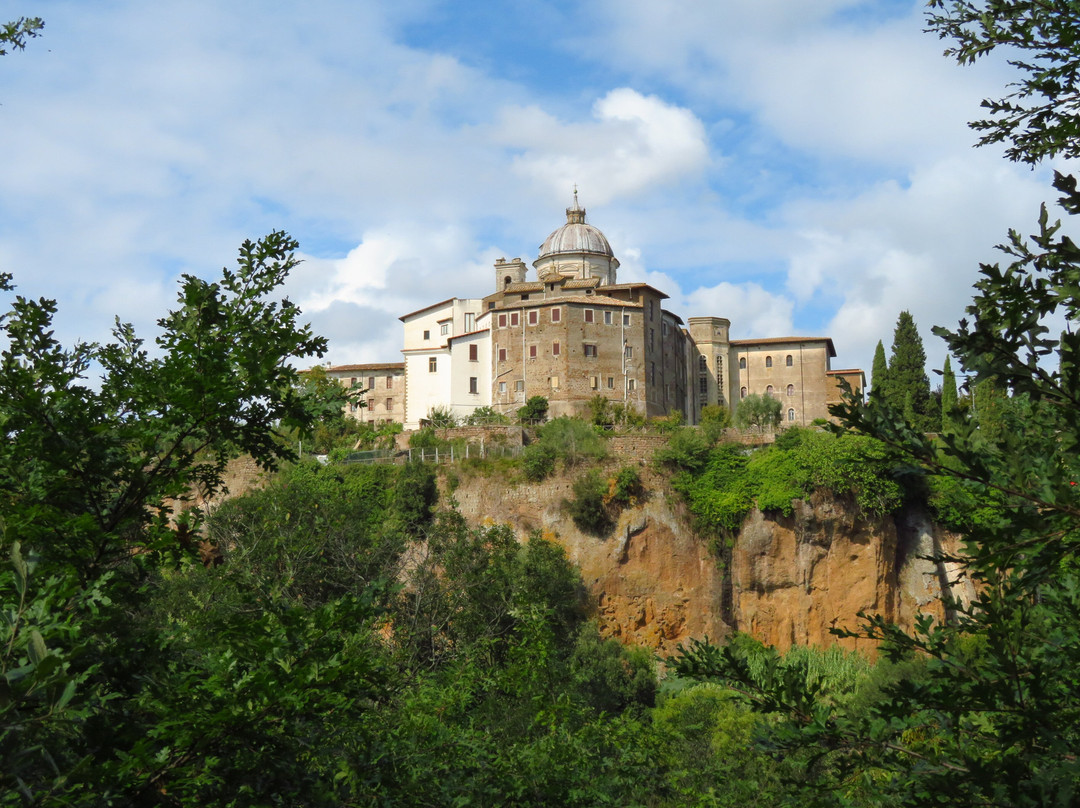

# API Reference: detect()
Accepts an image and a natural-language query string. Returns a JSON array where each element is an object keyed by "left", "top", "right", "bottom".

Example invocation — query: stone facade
[
  {"left": 321, "top": 193, "right": 863, "bottom": 428},
  {"left": 323, "top": 363, "right": 406, "bottom": 425}
]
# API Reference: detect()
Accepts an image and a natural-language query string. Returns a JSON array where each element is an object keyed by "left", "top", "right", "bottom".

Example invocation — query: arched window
[
  {"left": 739, "top": 357, "right": 746, "bottom": 369},
  {"left": 504, "top": 275, "right": 512, "bottom": 287},
  {"left": 766, "top": 385, "right": 774, "bottom": 396},
  {"left": 787, "top": 384, "right": 794, "bottom": 396},
  {"left": 765, "top": 356, "right": 773, "bottom": 368},
  {"left": 788, "top": 408, "right": 796, "bottom": 422},
  {"left": 786, "top": 354, "right": 793, "bottom": 367},
  {"left": 699, "top": 355, "right": 708, "bottom": 371},
  {"left": 740, "top": 387, "right": 747, "bottom": 399}
]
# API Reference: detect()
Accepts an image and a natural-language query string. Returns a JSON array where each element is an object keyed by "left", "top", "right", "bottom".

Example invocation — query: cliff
[{"left": 450, "top": 467, "right": 973, "bottom": 656}]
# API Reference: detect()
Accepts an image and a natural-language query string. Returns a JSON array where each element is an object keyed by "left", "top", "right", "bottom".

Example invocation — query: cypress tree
[
  {"left": 941, "top": 355, "right": 958, "bottom": 429},
  {"left": 870, "top": 340, "right": 889, "bottom": 402},
  {"left": 886, "top": 311, "right": 932, "bottom": 428}
]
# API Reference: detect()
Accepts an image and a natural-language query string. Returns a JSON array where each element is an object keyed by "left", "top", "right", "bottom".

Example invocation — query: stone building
[
  {"left": 319, "top": 193, "right": 862, "bottom": 428},
  {"left": 322, "top": 362, "right": 406, "bottom": 425}
]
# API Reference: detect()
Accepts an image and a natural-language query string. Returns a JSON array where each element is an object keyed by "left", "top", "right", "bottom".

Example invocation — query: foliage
[
  {"left": 881, "top": 310, "right": 935, "bottom": 431},
  {"left": 566, "top": 470, "right": 615, "bottom": 535},
  {"left": 870, "top": 339, "right": 889, "bottom": 403},
  {"left": 673, "top": 429, "right": 903, "bottom": 538},
  {"left": 465, "top": 405, "right": 511, "bottom": 425},
  {"left": 609, "top": 466, "right": 644, "bottom": 506},
  {"left": 588, "top": 394, "right": 613, "bottom": 426},
  {"left": 535, "top": 417, "right": 608, "bottom": 468},
  {"left": 940, "top": 353, "right": 958, "bottom": 429},
  {"left": 518, "top": 395, "right": 549, "bottom": 424},
  {"left": 0, "top": 16, "right": 42, "bottom": 57},
  {"left": 654, "top": 427, "right": 713, "bottom": 474},
  {"left": 426, "top": 404, "right": 459, "bottom": 428},
  {"left": 672, "top": 4, "right": 1080, "bottom": 804},
  {"left": 700, "top": 403, "right": 731, "bottom": 443},
  {"left": 522, "top": 442, "right": 558, "bottom": 482},
  {"left": 734, "top": 393, "right": 781, "bottom": 430},
  {"left": 0, "top": 234, "right": 341, "bottom": 803}
]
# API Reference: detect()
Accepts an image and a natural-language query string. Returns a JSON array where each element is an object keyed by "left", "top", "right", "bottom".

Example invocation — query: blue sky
[{"left": 0, "top": 0, "right": 1063, "bottom": 381}]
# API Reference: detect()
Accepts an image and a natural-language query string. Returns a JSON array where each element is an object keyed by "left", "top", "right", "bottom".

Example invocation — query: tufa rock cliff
[{"left": 451, "top": 468, "right": 974, "bottom": 657}]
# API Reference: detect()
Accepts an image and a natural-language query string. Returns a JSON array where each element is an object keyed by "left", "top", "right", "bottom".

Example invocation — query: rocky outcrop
[{"left": 451, "top": 468, "right": 973, "bottom": 657}]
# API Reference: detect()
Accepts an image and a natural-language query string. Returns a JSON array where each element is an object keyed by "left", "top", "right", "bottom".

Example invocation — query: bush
[
  {"left": 426, "top": 405, "right": 458, "bottom": 428},
  {"left": 522, "top": 442, "right": 557, "bottom": 481},
  {"left": 465, "top": 406, "right": 511, "bottom": 426},
  {"left": 609, "top": 466, "right": 643, "bottom": 506},
  {"left": 534, "top": 417, "right": 607, "bottom": 468},
  {"left": 518, "top": 396, "right": 549, "bottom": 424},
  {"left": 566, "top": 470, "right": 614, "bottom": 535},
  {"left": 654, "top": 427, "right": 712, "bottom": 473}
]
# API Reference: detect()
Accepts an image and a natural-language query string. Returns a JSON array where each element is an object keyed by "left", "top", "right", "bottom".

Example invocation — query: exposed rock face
[{"left": 452, "top": 470, "right": 973, "bottom": 656}]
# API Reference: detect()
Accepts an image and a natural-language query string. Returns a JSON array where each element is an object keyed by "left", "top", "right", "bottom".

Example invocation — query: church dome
[{"left": 537, "top": 194, "right": 614, "bottom": 260}]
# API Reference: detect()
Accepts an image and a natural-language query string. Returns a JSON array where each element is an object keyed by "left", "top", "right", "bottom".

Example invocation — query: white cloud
[{"left": 490, "top": 89, "right": 709, "bottom": 203}]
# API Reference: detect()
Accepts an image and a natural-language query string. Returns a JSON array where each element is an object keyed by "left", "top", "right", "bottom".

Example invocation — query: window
[
  {"left": 627, "top": 379, "right": 636, "bottom": 392},
  {"left": 590, "top": 376, "right": 599, "bottom": 390},
  {"left": 699, "top": 355, "right": 708, "bottom": 372},
  {"left": 350, "top": 377, "right": 357, "bottom": 387},
  {"left": 604, "top": 310, "right": 613, "bottom": 325},
  {"left": 385, "top": 398, "right": 393, "bottom": 411},
  {"left": 469, "top": 344, "right": 478, "bottom": 361},
  {"left": 529, "top": 345, "right": 537, "bottom": 359},
  {"left": 700, "top": 377, "right": 708, "bottom": 396},
  {"left": 552, "top": 340, "right": 560, "bottom": 356},
  {"left": 469, "top": 377, "right": 478, "bottom": 394},
  {"left": 786, "top": 354, "right": 793, "bottom": 367},
  {"left": 650, "top": 362, "right": 655, "bottom": 385},
  {"left": 428, "top": 357, "right": 437, "bottom": 373},
  {"left": 423, "top": 330, "right": 430, "bottom": 340},
  {"left": 528, "top": 310, "right": 538, "bottom": 325},
  {"left": 623, "top": 313, "right": 630, "bottom": 326},
  {"left": 649, "top": 300, "right": 655, "bottom": 321},
  {"left": 350, "top": 401, "right": 358, "bottom": 412},
  {"left": 498, "top": 313, "right": 507, "bottom": 328},
  {"left": 788, "top": 408, "right": 796, "bottom": 422},
  {"left": 787, "top": 384, "right": 795, "bottom": 396},
  {"left": 550, "top": 376, "right": 559, "bottom": 389},
  {"left": 766, "top": 385, "right": 774, "bottom": 396},
  {"left": 650, "top": 328, "right": 655, "bottom": 346},
  {"left": 465, "top": 312, "right": 475, "bottom": 332},
  {"left": 765, "top": 356, "right": 773, "bottom": 368},
  {"left": 624, "top": 345, "right": 633, "bottom": 359},
  {"left": 740, "top": 387, "right": 747, "bottom": 399},
  {"left": 662, "top": 321, "right": 668, "bottom": 336},
  {"left": 368, "top": 376, "right": 375, "bottom": 389},
  {"left": 607, "top": 377, "right": 614, "bottom": 389},
  {"left": 368, "top": 397, "right": 374, "bottom": 409},
  {"left": 551, "top": 307, "right": 561, "bottom": 323},
  {"left": 520, "top": 294, "right": 529, "bottom": 301},
  {"left": 583, "top": 344, "right": 597, "bottom": 358},
  {"left": 510, "top": 312, "right": 519, "bottom": 326},
  {"left": 498, "top": 348, "right": 507, "bottom": 362},
  {"left": 515, "top": 380, "right": 524, "bottom": 392},
  {"left": 739, "top": 357, "right": 746, "bottom": 369},
  {"left": 584, "top": 309, "right": 594, "bottom": 323},
  {"left": 386, "top": 375, "right": 393, "bottom": 388},
  {"left": 440, "top": 323, "right": 449, "bottom": 336},
  {"left": 499, "top": 381, "right": 506, "bottom": 393}
]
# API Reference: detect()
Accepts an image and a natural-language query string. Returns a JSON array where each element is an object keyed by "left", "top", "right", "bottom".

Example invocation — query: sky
[{"left": 0, "top": 0, "right": 1066, "bottom": 384}]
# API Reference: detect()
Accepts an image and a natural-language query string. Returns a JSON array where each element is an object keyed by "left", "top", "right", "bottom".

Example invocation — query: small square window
[
  {"left": 428, "top": 357, "right": 437, "bottom": 373},
  {"left": 515, "top": 380, "right": 524, "bottom": 392},
  {"left": 440, "top": 323, "right": 449, "bottom": 336},
  {"left": 469, "top": 377, "right": 478, "bottom": 394},
  {"left": 510, "top": 312, "right": 519, "bottom": 326},
  {"left": 498, "top": 313, "right": 507, "bottom": 328},
  {"left": 529, "top": 345, "right": 537, "bottom": 359},
  {"left": 627, "top": 379, "right": 636, "bottom": 392},
  {"left": 423, "top": 330, "right": 430, "bottom": 340},
  {"left": 528, "top": 310, "right": 538, "bottom": 325},
  {"left": 583, "top": 344, "right": 597, "bottom": 358},
  {"left": 623, "top": 313, "right": 630, "bottom": 326},
  {"left": 499, "top": 381, "right": 507, "bottom": 393},
  {"left": 624, "top": 345, "right": 633, "bottom": 359},
  {"left": 551, "top": 307, "right": 561, "bottom": 323},
  {"left": 604, "top": 311, "right": 613, "bottom": 325},
  {"left": 498, "top": 348, "right": 507, "bottom": 362},
  {"left": 584, "top": 309, "right": 594, "bottom": 323}
]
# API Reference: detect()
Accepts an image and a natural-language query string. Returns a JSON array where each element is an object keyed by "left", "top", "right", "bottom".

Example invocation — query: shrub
[
  {"left": 518, "top": 396, "right": 549, "bottom": 424},
  {"left": 465, "top": 406, "right": 511, "bottom": 425},
  {"left": 426, "top": 405, "right": 458, "bottom": 428},
  {"left": 654, "top": 427, "right": 712, "bottom": 473},
  {"left": 609, "top": 466, "right": 643, "bottom": 506},
  {"left": 522, "top": 443, "right": 557, "bottom": 481},
  {"left": 535, "top": 417, "right": 607, "bottom": 467},
  {"left": 566, "top": 470, "right": 614, "bottom": 535},
  {"left": 734, "top": 393, "right": 782, "bottom": 430}
]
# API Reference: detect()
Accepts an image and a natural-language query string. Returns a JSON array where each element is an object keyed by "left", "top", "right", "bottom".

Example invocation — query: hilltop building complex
[{"left": 323, "top": 194, "right": 863, "bottom": 429}]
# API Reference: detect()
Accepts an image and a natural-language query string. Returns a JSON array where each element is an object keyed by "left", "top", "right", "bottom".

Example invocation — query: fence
[{"left": 341, "top": 442, "right": 522, "bottom": 466}]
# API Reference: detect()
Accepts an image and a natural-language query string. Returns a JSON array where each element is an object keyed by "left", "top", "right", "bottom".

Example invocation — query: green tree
[
  {"left": 518, "top": 395, "right": 549, "bottom": 424},
  {"left": 884, "top": 310, "right": 933, "bottom": 429},
  {"left": 674, "top": 3, "right": 1080, "bottom": 804},
  {"left": 870, "top": 339, "right": 889, "bottom": 403},
  {"left": 0, "top": 16, "right": 42, "bottom": 56},
  {"left": 0, "top": 233, "right": 350, "bottom": 803},
  {"left": 941, "top": 354, "right": 958, "bottom": 429},
  {"left": 734, "top": 392, "right": 781, "bottom": 430}
]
